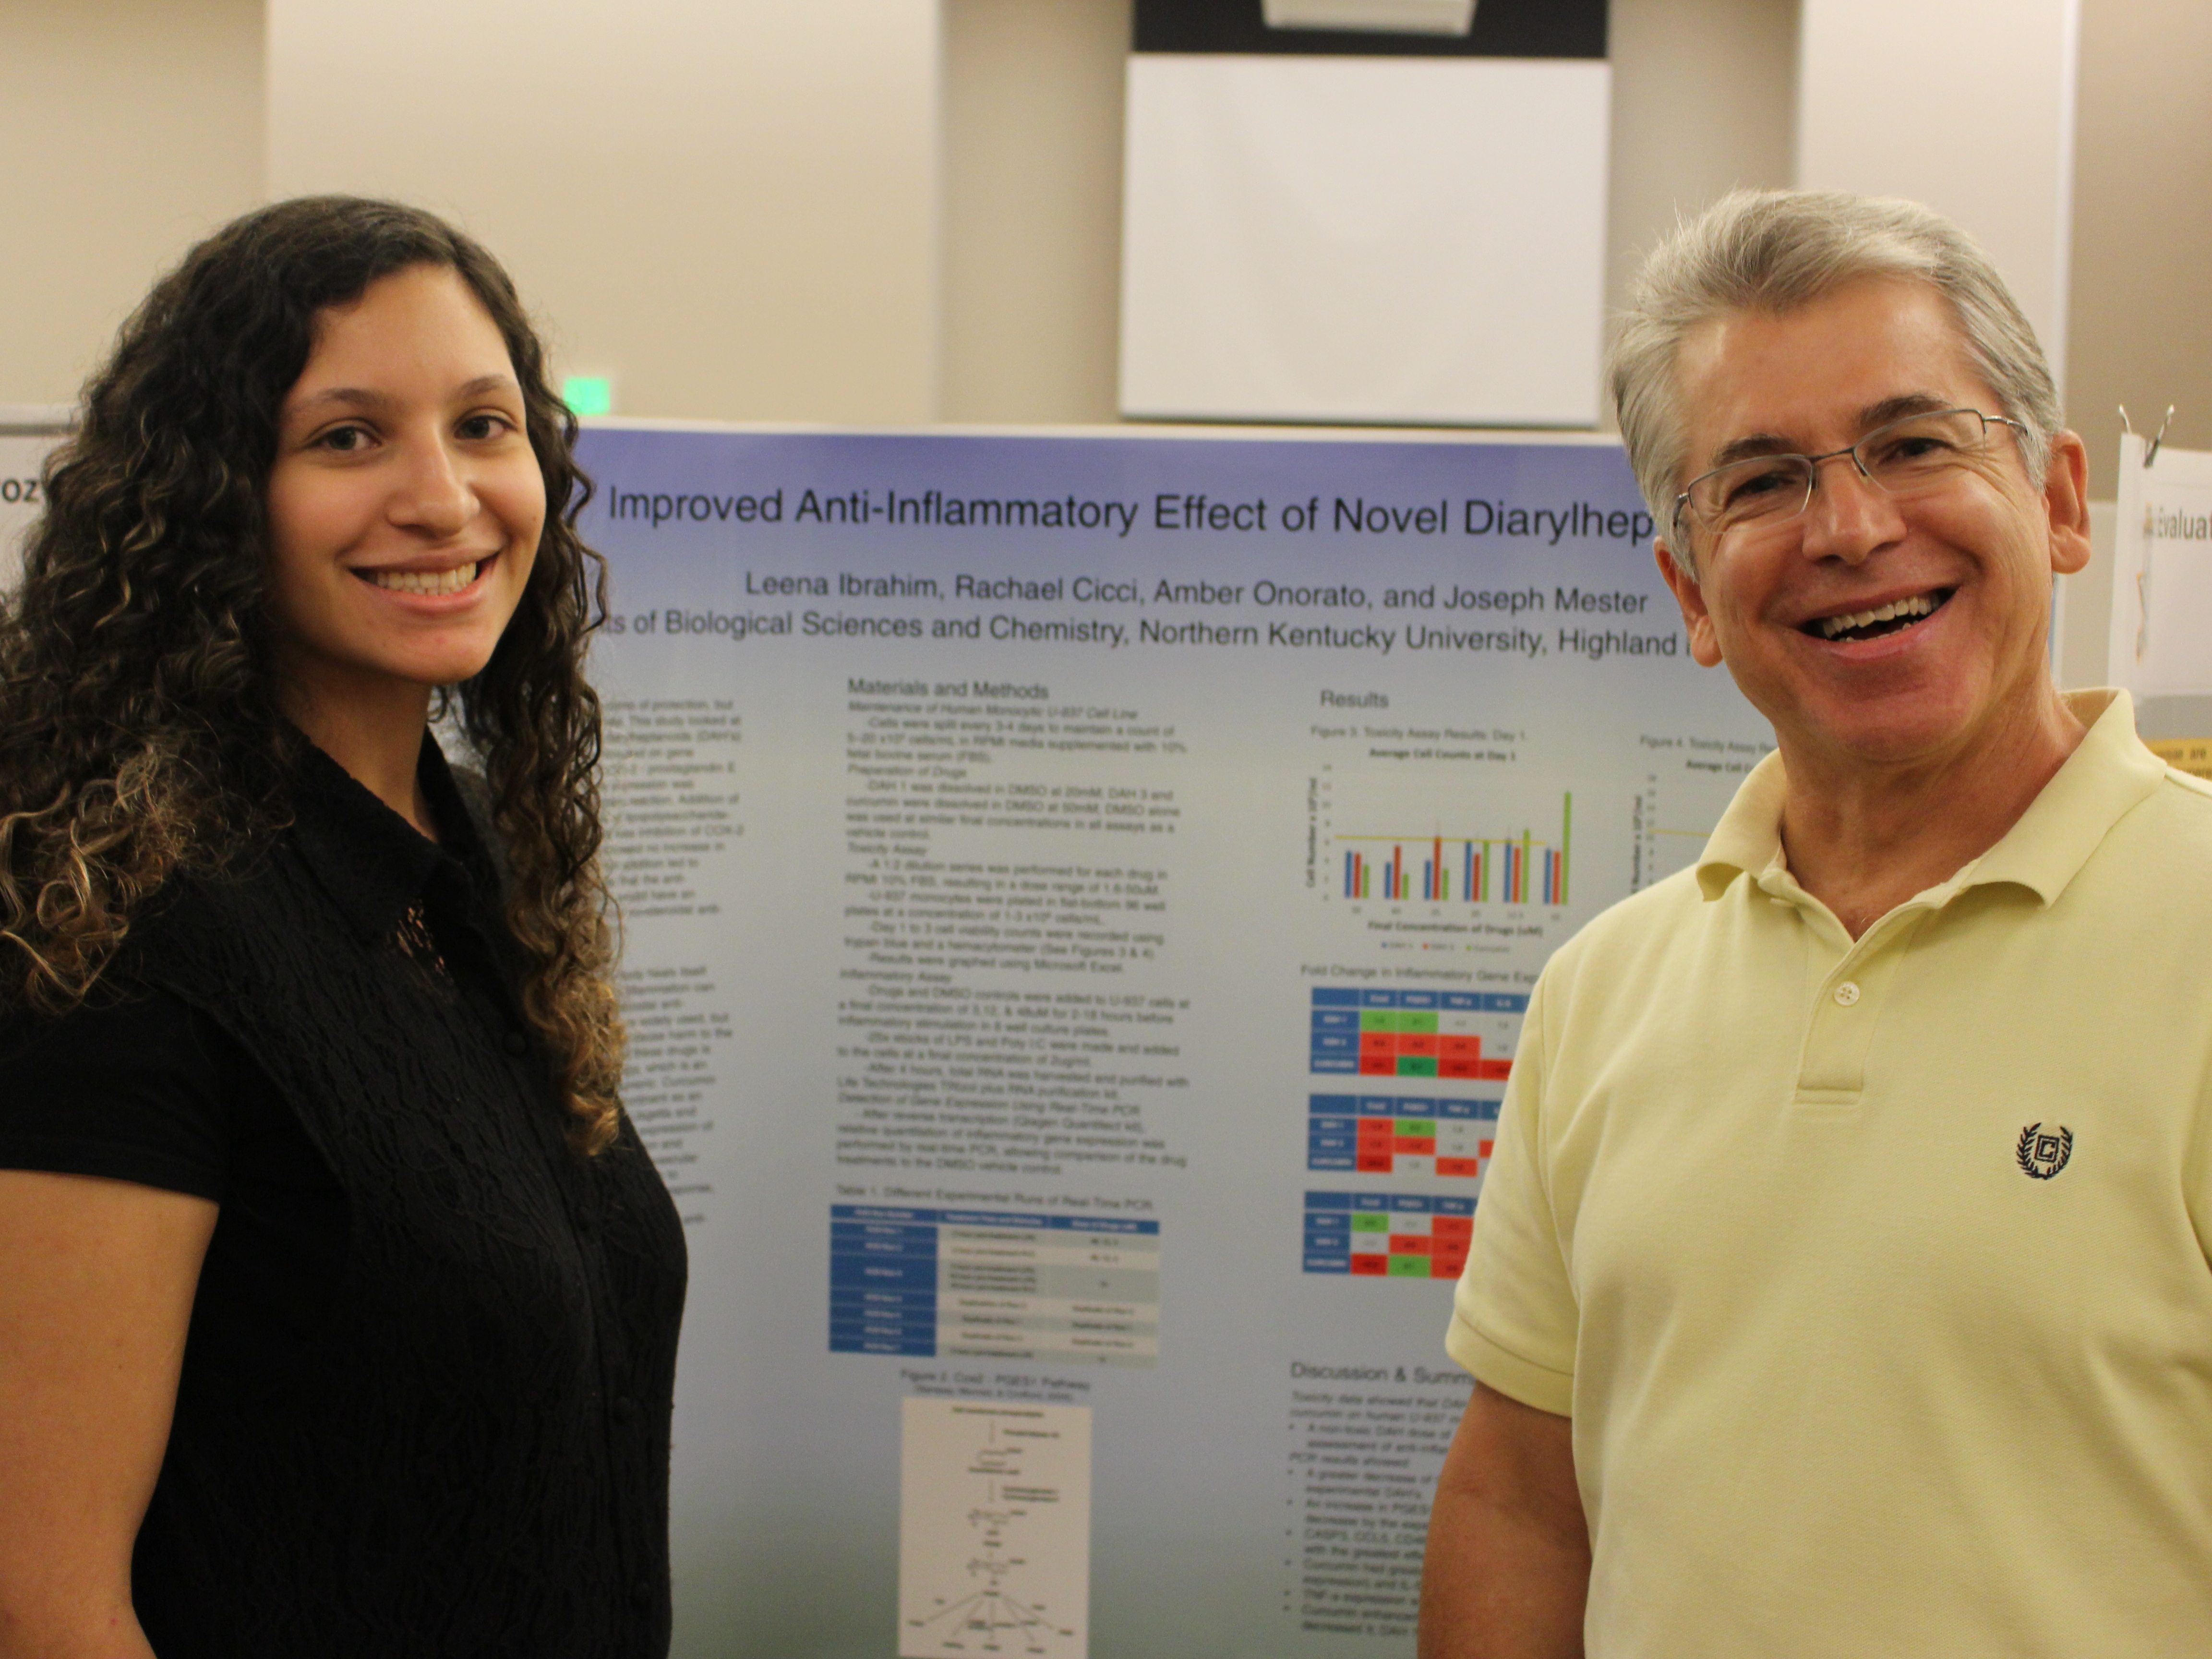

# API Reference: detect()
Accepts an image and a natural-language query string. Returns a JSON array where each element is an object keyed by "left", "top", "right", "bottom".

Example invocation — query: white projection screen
[{"left": 1120, "top": 52, "right": 1611, "bottom": 426}]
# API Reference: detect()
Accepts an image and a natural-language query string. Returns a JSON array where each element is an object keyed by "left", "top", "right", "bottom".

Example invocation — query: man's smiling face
[{"left": 1656, "top": 275, "right": 2089, "bottom": 777}]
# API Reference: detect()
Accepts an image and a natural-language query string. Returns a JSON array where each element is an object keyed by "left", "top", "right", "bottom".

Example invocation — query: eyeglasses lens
[{"left": 1687, "top": 409, "right": 1994, "bottom": 539}]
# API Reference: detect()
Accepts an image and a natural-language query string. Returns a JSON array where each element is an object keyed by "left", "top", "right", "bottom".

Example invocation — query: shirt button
[
  {"left": 613, "top": 1395, "right": 639, "bottom": 1424},
  {"left": 502, "top": 1030, "right": 529, "bottom": 1056},
  {"left": 1833, "top": 981, "right": 1862, "bottom": 1006}
]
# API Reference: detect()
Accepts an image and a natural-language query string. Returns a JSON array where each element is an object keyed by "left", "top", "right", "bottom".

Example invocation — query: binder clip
[{"left": 2119, "top": 405, "right": 2174, "bottom": 467}]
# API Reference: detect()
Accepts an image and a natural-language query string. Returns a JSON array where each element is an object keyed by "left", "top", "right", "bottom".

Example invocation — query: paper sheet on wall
[
  {"left": 2108, "top": 431, "right": 2212, "bottom": 698},
  {"left": 0, "top": 432, "right": 63, "bottom": 593}
]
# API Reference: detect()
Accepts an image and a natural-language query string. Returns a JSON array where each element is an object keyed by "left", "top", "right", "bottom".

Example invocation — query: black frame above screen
[{"left": 1133, "top": 0, "right": 1606, "bottom": 59}]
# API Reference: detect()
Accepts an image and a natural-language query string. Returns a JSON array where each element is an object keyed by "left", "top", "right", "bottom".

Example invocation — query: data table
[
  {"left": 1303, "top": 1192, "right": 1474, "bottom": 1279},
  {"left": 830, "top": 1204, "right": 1160, "bottom": 1365},
  {"left": 1309, "top": 1094, "right": 1500, "bottom": 1178},
  {"left": 1309, "top": 987, "right": 1526, "bottom": 1080}
]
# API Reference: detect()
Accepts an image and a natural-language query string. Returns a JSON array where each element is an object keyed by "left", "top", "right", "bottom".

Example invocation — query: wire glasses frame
[{"left": 1670, "top": 407, "right": 2032, "bottom": 550}]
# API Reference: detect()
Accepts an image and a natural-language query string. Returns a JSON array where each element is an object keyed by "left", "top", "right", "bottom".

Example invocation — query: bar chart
[
  {"left": 1310, "top": 987, "right": 1525, "bottom": 1080},
  {"left": 1332, "top": 793, "right": 1573, "bottom": 906}
]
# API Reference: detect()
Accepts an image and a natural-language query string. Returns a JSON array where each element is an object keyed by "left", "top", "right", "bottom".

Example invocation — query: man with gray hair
[{"left": 1419, "top": 188, "right": 2212, "bottom": 1656}]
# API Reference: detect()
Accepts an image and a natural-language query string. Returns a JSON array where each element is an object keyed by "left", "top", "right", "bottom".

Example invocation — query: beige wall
[
  {"left": 940, "top": 0, "right": 1129, "bottom": 424},
  {"left": 0, "top": 0, "right": 1801, "bottom": 428},
  {"left": 935, "top": 0, "right": 1803, "bottom": 428},
  {"left": 0, "top": 0, "right": 2201, "bottom": 452},
  {"left": 2067, "top": 0, "right": 2212, "bottom": 498},
  {"left": 265, "top": 0, "right": 941, "bottom": 426},
  {"left": 1797, "top": 0, "right": 2079, "bottom": 390},
  {"left": 1604, "top": 0, "right": 1798, "bottom": 411},
  {"left": 0, "top": 0, "right": 264, "bottom": 405}
]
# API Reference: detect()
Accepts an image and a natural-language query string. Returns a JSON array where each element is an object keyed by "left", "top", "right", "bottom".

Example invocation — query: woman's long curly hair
[{"left": 0, "top": 196, "right": 626, "bottom": 1154}]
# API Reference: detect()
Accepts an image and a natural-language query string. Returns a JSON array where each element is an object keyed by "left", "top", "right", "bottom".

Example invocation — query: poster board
[{"left": 576, "top": 423, "right": 1770, "bottom": 1657}]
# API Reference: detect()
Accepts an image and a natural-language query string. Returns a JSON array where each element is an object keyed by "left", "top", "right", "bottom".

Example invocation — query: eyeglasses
[{"left": 1671, "top": 407, "right": 2030, "bottom": 549}]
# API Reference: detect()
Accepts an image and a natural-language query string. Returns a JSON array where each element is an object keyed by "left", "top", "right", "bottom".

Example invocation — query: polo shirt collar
[
  {"left": 289, "top": 733, "right": 485, "bottom": 944},
  {"left": 1694, "top": 689, "right": 2165, "bottom": 908},
  {"left": 1963, "top": 689, "right": 2165, "bottom": 904},
  {"left": 1695, "top": 749, "right": 1789, "bottom": 900}
]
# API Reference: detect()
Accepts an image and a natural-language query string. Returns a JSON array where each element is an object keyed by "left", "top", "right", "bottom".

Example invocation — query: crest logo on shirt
[{"left": 2016, "top": 1123, "right": 2073, "bottom": 1180}]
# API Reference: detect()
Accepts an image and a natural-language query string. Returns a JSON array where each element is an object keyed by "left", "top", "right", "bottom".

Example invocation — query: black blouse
[{"left": 0, "top": 738, "right": 687, "bottom": 1658}]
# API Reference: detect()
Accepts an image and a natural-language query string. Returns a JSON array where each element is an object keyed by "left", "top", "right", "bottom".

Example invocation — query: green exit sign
[{"left": 561, "top": 375, "right": 613, "bottom": 417}]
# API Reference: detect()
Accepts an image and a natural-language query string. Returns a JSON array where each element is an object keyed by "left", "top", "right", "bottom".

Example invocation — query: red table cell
[
  {"left": 1396, "top": 1033, "right": 1439, "bottom": 1058},
  {"left": 1388, "top": 1234, "right": 1432, "bottom": 1253},
  {"left": 1350, "top": 1254, "right": 1388, "bottom": 1275},
  {"left": 1432, "top": 1252, "right": 1468, "bottom": 1278},
  {"left": 1358, "top": 1056, "right": 1397, "bottom": 1075},
  {"left": 1432, "top": 1215, "right": 1474, "bottom": 1240},
  {"left": 1436, "top": 1157, "right": 1482, "bottom": 1177},
  {"left": 1357, "top": 1116, "right": 1395, "bottom": 1136},
  {"left": 1479, "top": 1139, "right": 1495, "bottom": 1160},
  {"left": 1441, "top": 1035, "right": 1483, "bottom": 1059},
  {"left": 1359, "top": 1032, "right": 1399, "bottom": 1058},
  {"left": 1356, "top": 1152, "right": 1395, "bottom": 1173},
  {"left": 1439, "top": 1058, "right": 1483, "bottom": 1080},
  {"left": 1392, "top": 1135, "right": 1437, "bottom": 1155},
  {"left": 1475, "top": 1059, "right": 1514, "bottom": 1081}
]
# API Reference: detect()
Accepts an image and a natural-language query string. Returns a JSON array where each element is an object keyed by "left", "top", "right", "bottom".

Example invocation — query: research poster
[{"left": 576, "top": 424, "right": 1772, "bottom": 1659}]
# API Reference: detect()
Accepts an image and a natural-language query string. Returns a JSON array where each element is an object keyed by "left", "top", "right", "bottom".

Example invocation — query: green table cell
[
  {"left": 1399, "top": 1011, "right": 1439, "bottom": 1034},
  {"left": 1359, "top": 1010, "right": 1401, "bottom": 1033},
  {"left": 1350, "top": 1212, "right": 1391, "bottom": 1233},
  {"left": 1395, "top": 1056, "right": 1440, "bottom": 1077},
  {"left": 1398, "top": 1119, "right": 1437, "bottom": 1137},
  {"left": 1386, "top": 1255, "right": 1435, "bottom": 1277}
]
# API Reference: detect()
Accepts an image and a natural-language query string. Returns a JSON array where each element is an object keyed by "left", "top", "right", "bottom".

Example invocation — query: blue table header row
[
  {"left": 1304, "top": 1191, "right": 1479, "bottom": 1216},
  {"left": 1310, "top": 1094, "right": 1503, "bottom": 1119},
  {"left": 1310, "top": 988, "right": 1529, "bottom": 1013},
  {"left": 831, "top": 1204, "right": 1159, "bottom": 1234}
]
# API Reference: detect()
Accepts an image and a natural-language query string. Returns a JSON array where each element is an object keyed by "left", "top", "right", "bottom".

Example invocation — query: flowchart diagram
[{"left": 900, "top": 1400, "right": 1092, "bottom": 1658}]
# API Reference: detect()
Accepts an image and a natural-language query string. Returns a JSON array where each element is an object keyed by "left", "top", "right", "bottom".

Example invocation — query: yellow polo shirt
[{"left": 1449, "top": 689, "right": 2212, "bottom": 1656}]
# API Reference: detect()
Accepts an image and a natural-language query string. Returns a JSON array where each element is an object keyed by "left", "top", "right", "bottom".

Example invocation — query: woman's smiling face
[{"left": 263, "top": 262, "right": 544, "bottom": 723}]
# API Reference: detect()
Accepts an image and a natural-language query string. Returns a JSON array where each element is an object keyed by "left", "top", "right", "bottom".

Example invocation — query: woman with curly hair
[{"left": 0, "top": 198, "right": 686, "bottom": 1658}]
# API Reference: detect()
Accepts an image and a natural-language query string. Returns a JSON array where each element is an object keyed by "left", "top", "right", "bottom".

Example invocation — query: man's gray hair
[{"left": 1609, "top": 189, "right": 2061, "bottom": 565}]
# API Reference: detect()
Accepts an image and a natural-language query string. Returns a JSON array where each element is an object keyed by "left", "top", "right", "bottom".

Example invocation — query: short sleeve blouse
[
  {"left": 0, "top": 737, "right": 687, "bottom": 1658},
  {"left": 0, "top": 986, "right": 348, "bottom": 1394}
]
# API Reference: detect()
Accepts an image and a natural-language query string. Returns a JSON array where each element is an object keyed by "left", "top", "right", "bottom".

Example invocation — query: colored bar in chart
[
  {"left": 1308, "top": 1094, "right": 1500, "bottom": 1178},
  {"left": 1310, "top": 987, "right": 1523, "bottom": 1078},
  {"left": 1334, "top": 793, "right": 1571, "bottom": 908},
  {"left": 1304, "top": 1192, "right": 1476, "bottom": 1279}
]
